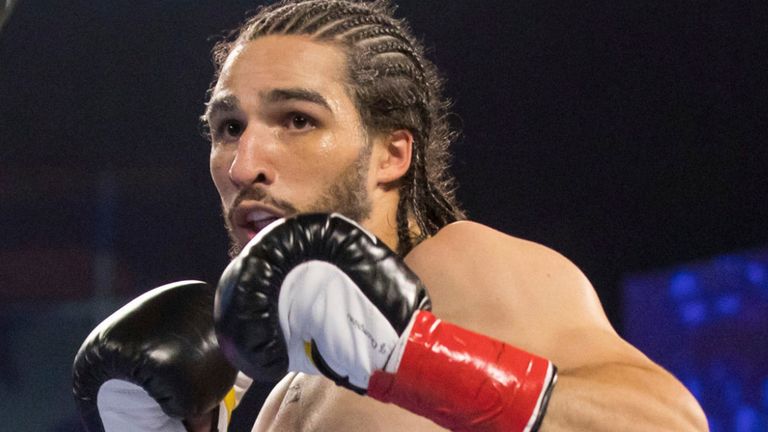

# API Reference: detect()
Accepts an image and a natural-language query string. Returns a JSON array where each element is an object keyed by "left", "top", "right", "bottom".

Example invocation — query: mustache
[
  {"left": 223, "top": 188, "right": 299, "bottom": 259},
  {"left": 225, "top": 187, "right": 299, "bottom": 226}
]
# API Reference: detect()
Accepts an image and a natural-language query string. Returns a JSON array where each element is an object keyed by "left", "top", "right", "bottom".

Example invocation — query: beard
[{"left": 223, "top": 145, "right": 372, "bottom": 258}]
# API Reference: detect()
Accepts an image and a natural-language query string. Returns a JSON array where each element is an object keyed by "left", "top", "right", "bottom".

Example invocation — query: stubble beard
[{"left": 224, "top": 145, "right": 373, "bottom": 258}]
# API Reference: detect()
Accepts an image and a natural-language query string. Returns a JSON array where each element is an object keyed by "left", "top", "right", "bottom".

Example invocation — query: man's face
[{"left": 207, "top": 35, "right": 374, "bottom": 255}]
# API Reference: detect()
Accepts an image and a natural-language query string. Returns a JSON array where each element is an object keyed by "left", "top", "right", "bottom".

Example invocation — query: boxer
[{"left": 202, "top": 1, "right": 707, "bottom": 430}]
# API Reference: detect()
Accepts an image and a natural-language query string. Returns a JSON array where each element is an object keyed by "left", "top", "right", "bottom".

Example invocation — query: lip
[{"left": 231, "top": 200, "right": 286, "bottom": 241}]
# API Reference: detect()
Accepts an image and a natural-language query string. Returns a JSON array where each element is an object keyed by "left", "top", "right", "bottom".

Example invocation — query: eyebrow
[
  {"left": 263, "top": 88, "right": 333, "bottom": 112},
  {"left": 203, "top": 87, "right": 333, "bottom": 123},
  {"left": 203, "top": 94, "right": 240, "bottom": 123}
]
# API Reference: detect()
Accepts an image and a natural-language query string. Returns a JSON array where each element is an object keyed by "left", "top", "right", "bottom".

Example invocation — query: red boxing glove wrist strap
[{"left": 368, "top": 311, "right": 557, "bottom": 432}]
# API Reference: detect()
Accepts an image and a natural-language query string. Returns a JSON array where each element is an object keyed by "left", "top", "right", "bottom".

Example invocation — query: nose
[{"left": 228, "top": 124, "right": 276, "bottom": 188}]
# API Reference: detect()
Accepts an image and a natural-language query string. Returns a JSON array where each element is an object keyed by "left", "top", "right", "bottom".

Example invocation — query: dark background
[{"left": 1, "top": 0, "right": 766, "bottom": 430}]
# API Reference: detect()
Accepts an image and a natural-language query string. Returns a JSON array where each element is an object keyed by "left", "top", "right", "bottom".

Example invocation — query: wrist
[{"left": 369, "top": 311, "right": 557, "bottom": 432}]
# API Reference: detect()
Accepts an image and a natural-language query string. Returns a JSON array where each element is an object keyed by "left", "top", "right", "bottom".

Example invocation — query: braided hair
[{"left": 210, "top": 0, "right": 465, "bottom": 255}]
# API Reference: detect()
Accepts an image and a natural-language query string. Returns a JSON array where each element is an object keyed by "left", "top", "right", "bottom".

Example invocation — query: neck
[
  {"left": 362, "top": 188, "right": 423, "bottom": 255},
  {"left": 362, "top": 188, "right": 401, "bottom": 253}
]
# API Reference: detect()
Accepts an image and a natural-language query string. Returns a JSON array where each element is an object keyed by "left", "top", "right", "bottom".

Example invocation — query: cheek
[
  {"left": 209, "top": 148, "right": 232, "bottom": 198},
  {"left": 278, "top": 135, "right": 340, "bottom": 178},
  {"left": 315, "top": 134, "right": 337, "bottom": 159},
  {"left": 284, "top": 152, "right": 350, "bottom": 187}
]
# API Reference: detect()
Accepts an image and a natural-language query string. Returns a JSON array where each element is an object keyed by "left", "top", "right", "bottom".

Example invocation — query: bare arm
[
  {"left": 533, "top": 319, "right": 707, "bottom": 431},
  {"left": 544, "top": 359, "right": 707, "bottom": 431},
  {"left": 405, "top": 221, "right": 708, "bottom": 431}
]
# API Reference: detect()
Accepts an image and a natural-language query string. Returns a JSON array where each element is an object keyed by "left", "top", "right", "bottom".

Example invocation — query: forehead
[{"left": 214, "top": 35, "right": 350, "bottom": 100}]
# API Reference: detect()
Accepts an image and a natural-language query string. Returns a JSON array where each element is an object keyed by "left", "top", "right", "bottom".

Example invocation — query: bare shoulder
[
  {"left": 404, "top": 220, "right": 602, "bottom": 323},
  {"left": 407, "top": 220, "right": 584, "bottom": 273},
  {"left": 405, "top": 221, "right": 638, "bottom": 368}
]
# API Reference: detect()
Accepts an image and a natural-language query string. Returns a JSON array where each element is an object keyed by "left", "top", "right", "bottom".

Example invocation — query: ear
[{"left": 374, "top": 129, "right": 413, "bottom": 185}]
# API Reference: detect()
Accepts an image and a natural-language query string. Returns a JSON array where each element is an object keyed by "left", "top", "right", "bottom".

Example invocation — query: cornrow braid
[
  {"left": 210, "top": 0, "right": 465, "bottom": 255},
  {"left": 300, "top": 6, "right": 380, "bottom": 34},
  {"left": 315, "top": 15, "right": 392, "bottom": 38},
  {"left": 344, "top": 24, "right": 411, "bottom": 45},
  {"left": 265, "top": 3, "right": 308, "bottom": 33}
]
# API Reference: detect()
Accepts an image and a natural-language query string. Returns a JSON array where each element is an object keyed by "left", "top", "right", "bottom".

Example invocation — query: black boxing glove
[
  {"left": 73, "top": 281, "right": 238, "bottom": 431},
  {"left": 214, "top": 213, "right": 430, "bottom": 393}
]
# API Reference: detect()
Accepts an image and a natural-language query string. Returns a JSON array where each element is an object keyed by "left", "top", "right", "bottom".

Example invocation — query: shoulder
[
  {"left": 406, "top": 220, "right": 593, "bottom": 302},
  {"left": 405, "top": 221, "right": 621, "bottom": 366},
  {"left": 409, "top": 220, "right": 575, "bottom": 267}
]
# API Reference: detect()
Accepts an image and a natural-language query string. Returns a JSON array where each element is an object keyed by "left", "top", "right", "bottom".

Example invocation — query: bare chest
[{"left": 253, "top": 373, "right": 443, "bottom": 432}]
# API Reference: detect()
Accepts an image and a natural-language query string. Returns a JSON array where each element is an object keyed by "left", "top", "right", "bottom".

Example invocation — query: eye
[
  {"left": 215, "top": 119, "right": 244, "bottom": 140},
  {"left": 286, "top": 113, "right": 316, "bottom": 131},
  {"left": 225, "top": 120, "right": 244, "bottom": 137}
]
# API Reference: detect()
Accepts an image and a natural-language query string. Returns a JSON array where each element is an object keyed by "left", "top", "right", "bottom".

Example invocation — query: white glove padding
[
  {"left": 279, "top": 261, "right": 402, "bottom": 390},
  {"left": 97, "top": 380, "right": 187, "bottom": 432}
]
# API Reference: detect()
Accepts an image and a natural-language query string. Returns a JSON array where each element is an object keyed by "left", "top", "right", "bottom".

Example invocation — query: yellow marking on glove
[
  {"left": 223, "top": 387, "right": 236, "bottom": 423},
  {"left": 304, "top": 341, "right": 316, "bottom": 367}
]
